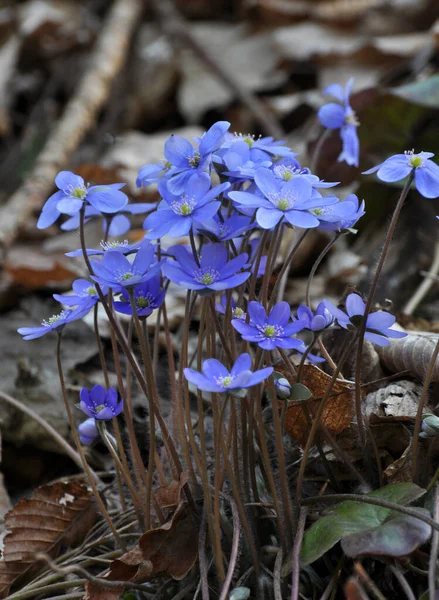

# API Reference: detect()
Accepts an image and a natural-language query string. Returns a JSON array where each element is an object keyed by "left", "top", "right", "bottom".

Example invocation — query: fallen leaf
[
  {"left": 0, "top": 481, "right": 96, "bottom": 598},
  {"left": 383, "top": 441, "right": 412, "bottom": 484},
  {"left": 154, "top": 472, "right": 188, "bottom": 514},
  {"left": 277, "top": 364, "right": 354, "bottom": 445},
  {"left": 5, "top": 245, "right": 79, "bottom": 289},
  {"left": 91, "top": 501, "right": 199, "bottom": 593},
  {"left": 364, "top": 381, "right": 421, "bottom": 421},
  {"left": 83, "top": 582, "right": 124, "bottom": 600},
  {"left": 376, "top": 332, "right": 439, "bottom": 382}
]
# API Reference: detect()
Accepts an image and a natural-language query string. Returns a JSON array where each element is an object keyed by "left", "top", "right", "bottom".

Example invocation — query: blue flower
[
  {"left": 272, "top": 157, "right": 339, "bottom": 189},
  {"left": 316, "top": 194, "right": 365, "bottom": 231},
  {"left": 221, "top": 133, "right": 293, "bottom": 161},
  {"left": 162, "top": 243, "right": 250, "bottom": 293},
  {"left": 79, "top": 385, "right": 123, "bottom": 420},
  {"left": 17, "top": 306, "right": 90, "bottom": 340},
  {"left": 136, "top": 161, "right": 173, "bottom": 188},
  {"left": 67, "top": 239, "right": 148, "bottom": 258},
  {"left": 90, "top": 242, "right": 161, "bottom": 290},
  {"left": 196, "top": 213, "right": 255, "bottom": 242},
  {"left": 165, "top": 121, "right": 230, "bottom": 194},
  {"left": 37, "top": 172, "right": 128, "bottom": 229},
  {"left": 53, "top": 279, "right": 106, "bottom": 309},
  {"left": 61, "top": 203, "right": 156, "bottom": 235},
  {"left": 144, "top": 174, "right": 229, "bottom": 239},
  {"left": 113, "top": 275, "right": 166, "bottom": 317},
  {"left": 274, "top": 377, "right": 291, "bottom": 399},
  {"left": 78, "top": 418, "right": 99, "bottom": 445},
  {"left": 229, "top": 168, "right": 337, "bottom": 229},
  {"left": 220, "top": 140, "right": 272, "bottom": 181},
  {"left": 184, "top": 353, "right": 273, "bottom": 393},
  {"left": 318, "top": 79, "right": 359, "bottom": 167},
  {"left": 362, "top": 150, "right": 439, "bottom": 199},
  {"left": 308, "top": 194, "right": 360, "bottom": 229},
  {"left": 215, "top": 294, "right": 246, "bottom": 320},
  {"left": 232, "top": 301, "right": 305, "bottom": 351},
  {"left": 293, "top": 303, "right": 333, "bottom": 332},
  {"left": 323, "top": 293, "right": 407, "bottom": 346}
]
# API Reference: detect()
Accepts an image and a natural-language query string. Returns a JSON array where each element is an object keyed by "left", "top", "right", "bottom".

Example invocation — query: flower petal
[
  {"left": 345, "top": 293, "right": 365, "bottom": 317},
  {"left": 318, "top": 103, "right": 345, "bottom": 129}
]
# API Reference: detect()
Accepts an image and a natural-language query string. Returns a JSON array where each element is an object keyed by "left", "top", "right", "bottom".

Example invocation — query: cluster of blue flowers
[{"left": 18, "top": 78, "right": 439, "bottom": 439}]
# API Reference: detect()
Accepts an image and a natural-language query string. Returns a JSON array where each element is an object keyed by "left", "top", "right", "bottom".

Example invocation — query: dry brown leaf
[
  {"left": 376, "top": 332, "right": 439, "bottom": 382},
  {"left": 364, "top": 381, "right": 420, "bottom": 421},
  {"left": 277, "top": 365, "right": 354, "bottom": 445},
  {"left": 154, "top": 472, "right": 188, "bottom": 514},
  {"left": 91, "top": 501, "right": 199, "bottom": 593},
  {"left": 83, "top": 582, "right": 124, "bottom": 600},
  {"left": 0, "top": 481, "right": 96, "bottom": 598},
  {"left": 5, "top": 245, "right": 78, "bottom": 289},
  {"left": 383, "top": 441, "right": 412, "bottom": 484}
]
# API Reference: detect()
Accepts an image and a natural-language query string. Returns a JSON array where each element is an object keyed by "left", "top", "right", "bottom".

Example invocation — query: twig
[
  {"left": 219, "top": 499, "right": 241, "bottom": 600},
  {"left": 273, "top": 548, "right": 283, "bottom": 600},
  {"left": 0, "top": 0, "right": 143, "bottom": 248},
  {"left": 151, "top": 0, "right": 284, "bottom": 139},
  {"left": 354, "top": 563, "right": 387, "bottom": 600},
  {"left": 0, "top": 390, "right": 95, "bottom": 479},
  {"left": 429, "top": 485, "right": 439, "bottom": 600},
  {"left": 389, "top": 565, "right": 416, "bottom": 600},
  {"left": 404, "top": 240, "right": 439, "bottom": 315},
  {"left": 412, "top": 338, "right": 439, "bottom": 483},
  {"left": 290, "top": 507, "right": 308, "bottom": 600}
]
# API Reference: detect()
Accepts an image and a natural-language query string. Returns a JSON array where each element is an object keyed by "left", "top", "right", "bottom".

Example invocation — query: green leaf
[
  {"left": 300, "top": 483, "right": 426, "bottom": 565},
  {"left": 289, "top": 383, "right": 312, "bottom": 402},
  {"left": 391, "top": 75, "right": 439, "bottom": 109},
  {"left": 341, "top": 508, "right": 431, "bottom": 558}
]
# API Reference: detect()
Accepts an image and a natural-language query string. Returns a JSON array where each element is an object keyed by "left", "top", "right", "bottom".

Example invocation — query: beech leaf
[{"left": 0, "top": 481, "right": 96, "bottom": 598}]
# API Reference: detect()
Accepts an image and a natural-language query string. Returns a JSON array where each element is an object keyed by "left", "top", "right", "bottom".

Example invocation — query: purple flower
[
  {"left": 17, "top": 306, "right": 90, "bottom": 340},
  {"left": 221, "top": 133, "right": 293, "bottom": 161},
  {"left": 317, "top": 194, "right": 365, "bottom": 231},
  {"left": 67, "top": 239, "right": 148, "bottom": 258},
  {"left": 61, "top": 203, "right": 156, "bottom": 235},
  {"left": 196, "top": 213, "right": 255, "bottom": 242},
  {"left": 318, "top": 79, "right": 359, "bottom": 167},
  {"left": 53, "top": 279, "right": 106, "bottom": 309},
  {"left": 274, "top": 377, "right": 291, "bottom": 399},
  {"left": 220, "top": 140, "right": 272, "bottom": 181},
  {"left": 362, "top": 150, "right": 439, "bottom": 199},
  {"left": 232, "top": 301, "right": 305, "bottom": 351},
  {"left": 308, "top": 195, "right": 358, "bottom": 228},
  {"left": 79, "top": 385, "right": 123, "bottom": 420},
  {"left": 215, "top": 294, "right": 246, "bottom": 320},
  {"left": 162, "top": 243, "right": 250, "bottom": 294},
  {"left": 165, "top": 121, "right": 230, "bottom": 194},
  {"left": 136, "top": 161, "right": 173, "bottom": 188},
  {"left": 90, "top": 242, "right": 161, "bottom": 290},
  {"left": 184, "top": 353, "right": 273, "bottom": 393},
  {"left": 144, "top": 174, "right": 229, "bottom": 239},
  {"left": 78, "top": 418, "right": 99, "bottom": 445},
  {"left": 113, "top": 275, "right": 166, "bottom": 317},
  {"left": 272, "top": 157, "right": 338, "bottom": 189},
  {"left": 37, "top": 171, "right": 128, "bottom": 229},
  {"left": 293, "top": 303, "right": 333, "bottom": 332},
  {"left": 323, "top": 293, "right": 407, "bottom": 346},
  {"left": 229, "top": 169, "right": 337, "bottom": 229}
]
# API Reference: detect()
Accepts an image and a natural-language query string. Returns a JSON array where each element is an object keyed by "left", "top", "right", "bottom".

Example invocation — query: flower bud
[
  {"left": 275, "top": 377, "right": 291, "bottom": 399},
  {"left": 420, "top": 413, "right": 439, "bottom": 438},
  {"left": 78, "top": 418, "right": 99, "bottom": 445}
]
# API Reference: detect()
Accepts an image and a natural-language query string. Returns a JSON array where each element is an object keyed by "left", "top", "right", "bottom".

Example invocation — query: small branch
[
  {"left": 403, "top": 240, "right": 439, "bottom": 315},
  {"left": 0, "top": 0, "right": 143, "bottom": 248},
  {"left": 151, "top": 0, "right": 284, "bottom": 139},
  {"left": 0, "top": 390, "right": 93, "bottom": 478}
]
